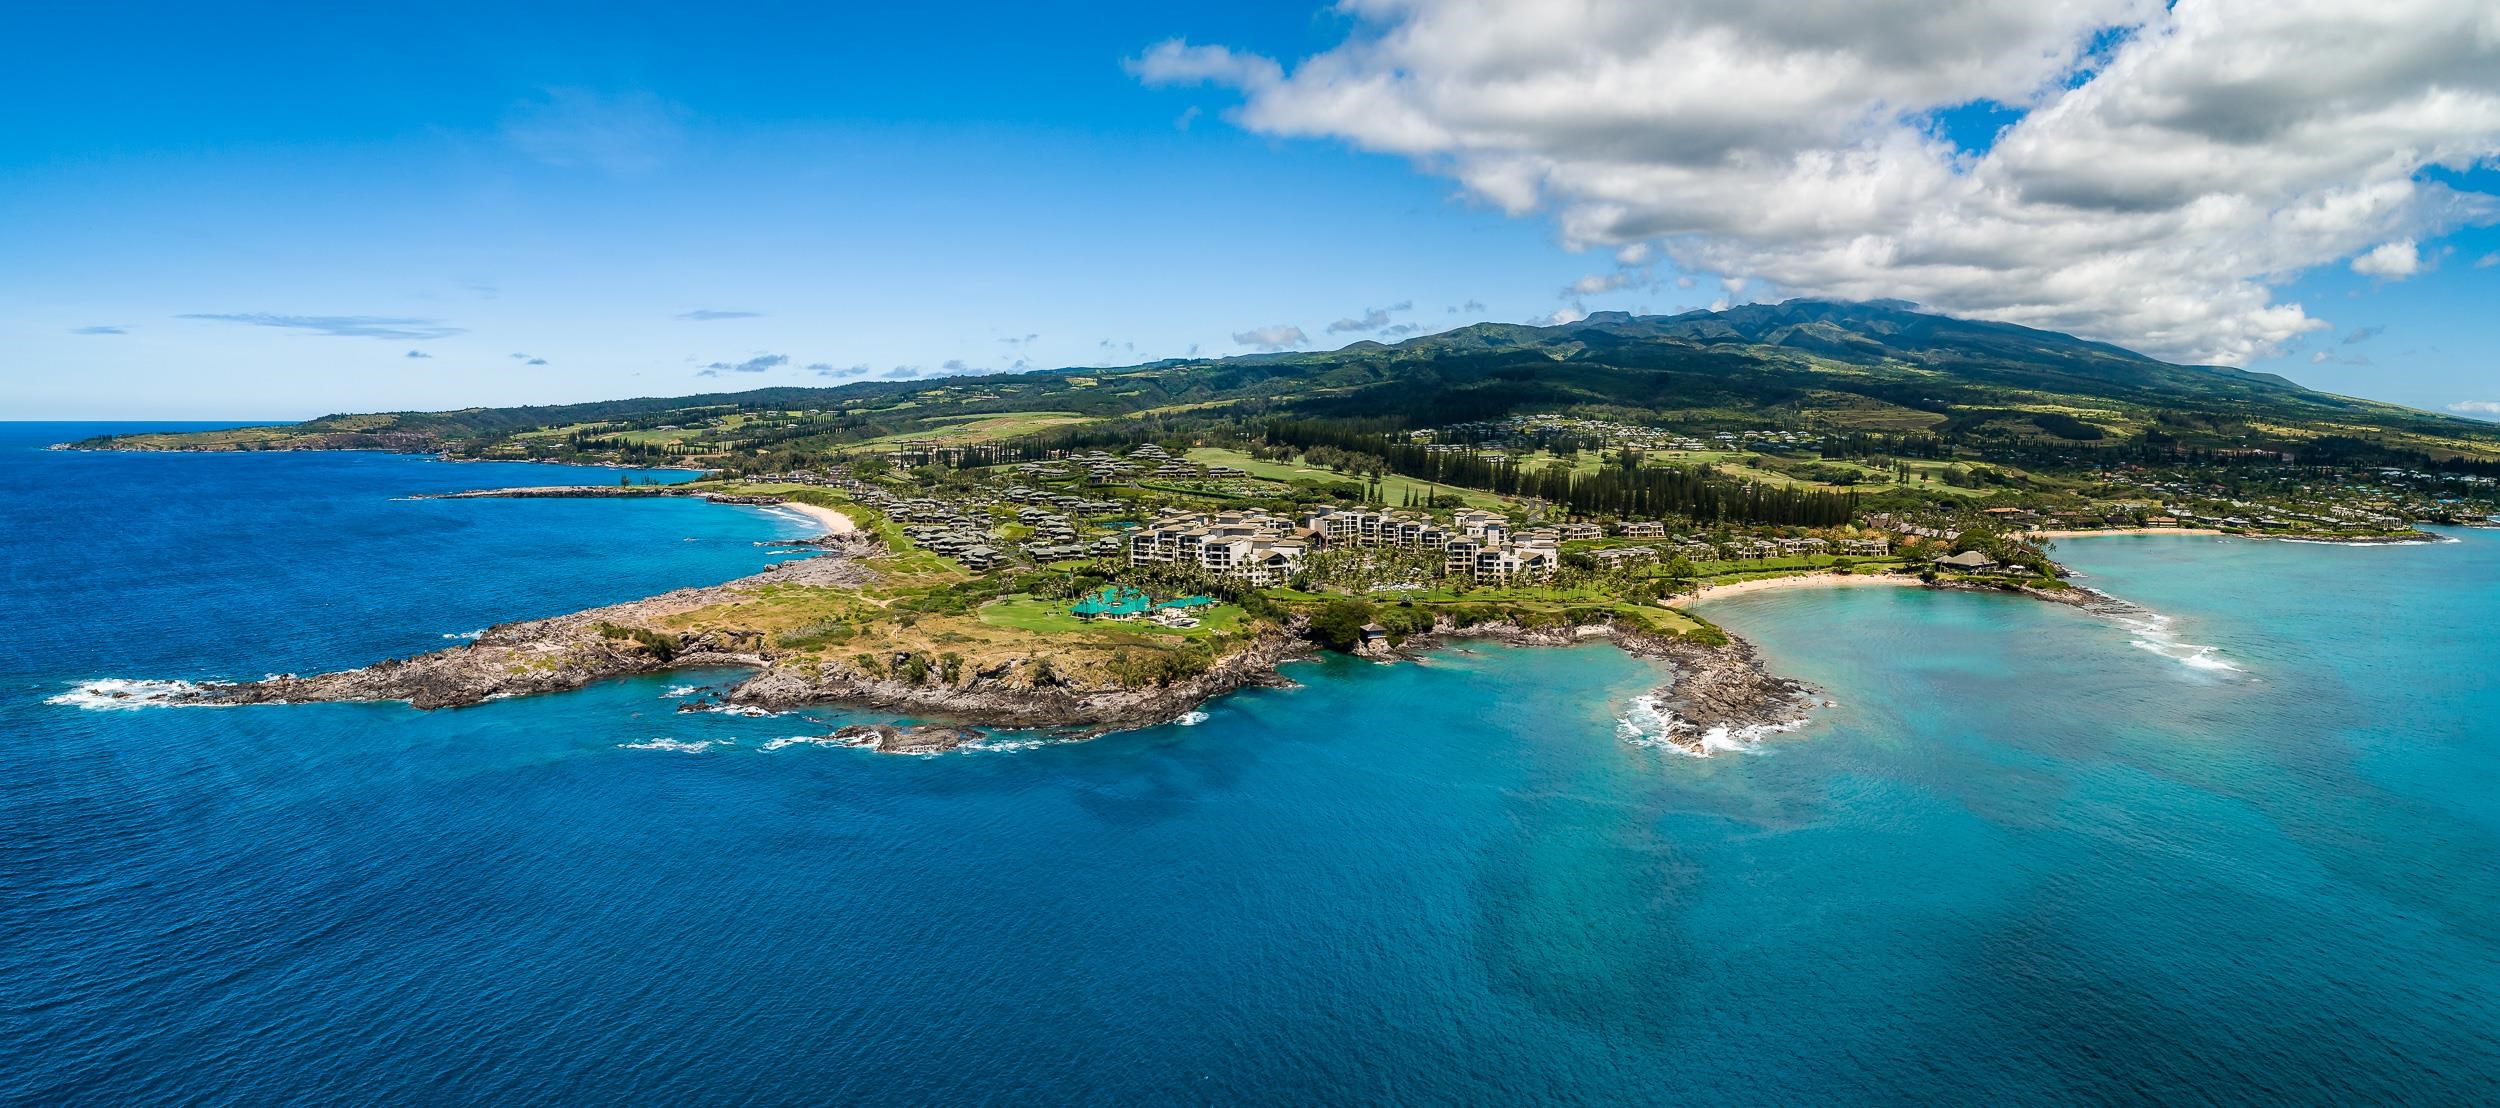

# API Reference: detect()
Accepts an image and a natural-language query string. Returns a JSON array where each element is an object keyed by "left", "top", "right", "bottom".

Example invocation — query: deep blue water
[{"left": 5, "top": 423, "right": 2496, "bottom": 1103}]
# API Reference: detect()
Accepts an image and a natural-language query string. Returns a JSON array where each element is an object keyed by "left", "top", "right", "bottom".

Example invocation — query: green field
[
  {"left": 1186, "top": 447, "right": 1510, "bottom": 509},
  {"left": 853, "top": 411, "right": 1096, "bottom": 447}
]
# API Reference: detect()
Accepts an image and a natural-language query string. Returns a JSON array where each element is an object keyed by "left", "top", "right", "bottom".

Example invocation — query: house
[
  {"left": 1936, "top": 550, "right": 1999, "bottom": 572},
  {"left": 1615, "top": 521, "right": 1666, "bottom": 538}
]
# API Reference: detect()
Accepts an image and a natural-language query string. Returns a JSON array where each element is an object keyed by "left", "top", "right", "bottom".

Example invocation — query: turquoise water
[{"left": 6, "top": 425, "right": 2496, "bottom": 1102}]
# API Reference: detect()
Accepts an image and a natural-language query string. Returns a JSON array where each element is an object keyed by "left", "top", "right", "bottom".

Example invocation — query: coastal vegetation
[{"left": 87, "top": 299, "right": 2500, "bottom": 750}]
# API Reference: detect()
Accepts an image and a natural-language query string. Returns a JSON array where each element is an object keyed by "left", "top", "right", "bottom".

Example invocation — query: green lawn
[{"left": 978, "top": 594, "right": 1246, "bottom": 639}]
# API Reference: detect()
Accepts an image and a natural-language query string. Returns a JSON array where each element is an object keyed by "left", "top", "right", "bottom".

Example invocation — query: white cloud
[
  {"left": 2350, "top": 239, "right": 2422, "bottom": 279},
  {"left": 700, "top": 353, "right": 788, "bottom": 374},
  {"left": 1326, "top": 301, "right": 1415, "bottom": 333},
  {"left": 1141, "top": 0, "right": 2500, "bottom": 365},
  {"left": 1126, "top": 40, "right": 1283, "bottom": 90},
  {"left": 1566, "top": 271, "right": 1640, "bottom": 296},
  {"left": 1232, "top": 323, "right": 1309, "bottom": 351},
  {"left": 2476, "top": 252, "right": 2500, "bottom": 268},
  {"left": 2447, "top": 400, "right": 2500, "bottom": 417}
]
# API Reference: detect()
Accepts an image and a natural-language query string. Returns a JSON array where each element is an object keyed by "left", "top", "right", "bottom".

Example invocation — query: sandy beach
[
  {"left": 1667, "top": 572, "right": 1923, "bottom": 607},
  {"left": 776, "top": 501, "right": 857, "bottom": 536}
]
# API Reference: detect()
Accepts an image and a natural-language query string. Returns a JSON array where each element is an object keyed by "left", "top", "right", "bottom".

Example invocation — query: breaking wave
[
  {"left": 47, "top": 679, "right": 224, "bottom": 711},
  {"left": 619, "top": 737, "right": 723, "bottom": 754},
  {"left": 2111, "top": 611, "right": 2244, "bottom": 675},
  {"left": 760, "top": 734, "right": 866, "bottom": 752},
  {"left": 683, "top": 703, "right": 776, "bottom": 717},
  {"left": 441, "top": 629, "right": 483, "bottom": 640},
  {"left": 1615, "top": 693, "right": 1805, "bottom": 757},
  {"left": 1171, "top": 710, "right": 1209, "bottom": 726}
]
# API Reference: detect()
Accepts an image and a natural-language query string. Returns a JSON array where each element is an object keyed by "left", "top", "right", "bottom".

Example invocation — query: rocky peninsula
[{"left": 134, "top": 519, "right": 1826, "bottom": 756}]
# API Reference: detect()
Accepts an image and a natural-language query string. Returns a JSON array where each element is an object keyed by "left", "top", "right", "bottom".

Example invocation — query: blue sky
[{"left": 5, "top": 1, "right": 2495, "bottom": 420}]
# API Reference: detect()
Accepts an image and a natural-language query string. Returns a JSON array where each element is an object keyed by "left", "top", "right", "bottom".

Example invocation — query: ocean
[{"left": 5, "top": 423, "right": 2495, "bottom": 1103}]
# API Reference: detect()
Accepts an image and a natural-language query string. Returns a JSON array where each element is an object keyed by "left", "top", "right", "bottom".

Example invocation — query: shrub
[
  {"left": 593, "top": 622, "right": 680, "bottom": 662},
  {"left": 1307, "top": 598, "right": 1376, "bottom": 651},
  {"left": 775, "top": 619, "right": 856, "bottom": 650}
]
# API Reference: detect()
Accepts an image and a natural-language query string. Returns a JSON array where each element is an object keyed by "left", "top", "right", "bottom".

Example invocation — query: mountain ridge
[{"left": 66, "top": 299, "right": 2498, "bottom": 465}]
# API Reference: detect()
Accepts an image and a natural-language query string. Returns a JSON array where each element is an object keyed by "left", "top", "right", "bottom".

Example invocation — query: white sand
[
  {"left": 1666, "top": 572, "right": 1923, "bottom": 608},
  {"left": 777, "top": 502, "right": 857, "bottom": 535}
]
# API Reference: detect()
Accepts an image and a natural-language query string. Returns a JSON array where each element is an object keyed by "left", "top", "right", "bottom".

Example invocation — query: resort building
[{"left": 1128, "top": 511, "right": 1311, "bottom": 585}]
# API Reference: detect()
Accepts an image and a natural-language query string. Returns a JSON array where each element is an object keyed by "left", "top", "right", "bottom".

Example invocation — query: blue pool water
[{"left": 5, "top": 424, "right": 2495, "bottom": 1102}]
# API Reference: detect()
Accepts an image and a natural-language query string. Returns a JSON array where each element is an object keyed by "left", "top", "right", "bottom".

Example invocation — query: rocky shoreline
[{"left": 124, "top": 528, "right": 1823, "bottom": 756}]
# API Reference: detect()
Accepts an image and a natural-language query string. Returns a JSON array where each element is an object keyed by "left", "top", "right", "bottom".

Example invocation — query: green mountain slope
[{"left": 68, "top": 300, "right": 2499, "bottom": 464}]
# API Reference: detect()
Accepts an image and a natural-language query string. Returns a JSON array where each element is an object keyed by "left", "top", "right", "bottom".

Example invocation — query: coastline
[
  {"left": 1664, "top": 571, "right": 1924, "bottom": 607},
  {"left": 87, "top": 527, "right": 1813, "bottom": 757},
  {"left": 421, "top": 484, "right": 855, "bottom": 535},
  {"left": 2026, "top": 526, "right": 2437, "bottom": 544},
  {"left": 771, "top": 501, "right": 857, "bottom": 536},
  {"left": 2023, "top": 527, "right": 2225, "bottom": 539}
]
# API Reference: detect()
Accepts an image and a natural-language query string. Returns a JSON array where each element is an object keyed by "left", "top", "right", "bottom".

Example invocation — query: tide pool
[{"left": 6, "top": 426, "right": 2495, "bottom": 1103}]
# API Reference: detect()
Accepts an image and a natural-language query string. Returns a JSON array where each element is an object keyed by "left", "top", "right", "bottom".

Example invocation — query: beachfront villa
[{"left": 1935, "top": 550, "right": 2002, "bottom": 572}]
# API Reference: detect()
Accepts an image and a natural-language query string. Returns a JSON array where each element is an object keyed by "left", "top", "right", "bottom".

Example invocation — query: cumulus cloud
[
  {"left": 179, "top": 313, "right": 464, "bottom": 341},
  {"left": 1140, "top": 0, "right": 2500, "bottom": 365},
  {"left": 2447, "top": 400, "right": 2500, "bottom": 417},
  {"left": 2342, "top": 326, "right": 2385, "bottom": 345},
  {"left": 809, "top": 362, "right": 871, "bottom": 378},
  {"left": 879, "top": 365, "right": 923, "bottom": 379},
  {"left": 1126, "top": 39, "right": 1283, "bottom": 89},
  {"left": 701, "top": 353, "right": 789, "bottom": 374},
  {"left": 405, "top": 349, "right": 431, "bottom": 359},
  {"left": 71, "top": 324, "right": 128, "bottom": 335},
  {"left": 1232, "top": 323, "right": 1309, "bottom": 351},
  {"left": 1449, "top": 299, "right": 1487, "bottom": 315},
  {"left": 2478, "top": 252, "right": 2500, "bottom": 268},
  {"left": 941, "top": 359, "right": 972, "bottom": 373},
  {"left": 676, "top": 309, "right": 762, "bottom": 321},
  {"left": 503, "top": 88, "right": 687, "bottom": 174},
  {"left": 1326, "top": 301, "right": 1414, "bottom": 334},
  {"left": 2350, "top": 240, "right": 2422, "bottom": 279}
]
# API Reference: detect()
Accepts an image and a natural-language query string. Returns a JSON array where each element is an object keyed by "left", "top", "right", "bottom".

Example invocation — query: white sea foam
[
  {"left": 2111, "top": 611, "right": 2244, "bottom": 675},
  {"left": 1171, "top": 710, "right": 1210, "bottom": 726},
  {"left": 1614, "top": 693, "right": 1803, "bottom": 757},
  {"left": 967, "top": 737, "right": 1051, "bottom": 753},
  {"left": 759, "top": 733, "right": 874, "bottom": 752},
  {"left": 441, "top": 629, "right": 483, "bottom": 640},
  {"left": 619, "top": 737, "right": 720, "bottom": 754},
  {"left": 661, "top": 685, "right": 699, "bottom": 699},
  {"left": 687, "top": 703, "right": 776, "bottom": 717},
  {"left": 46, "top": 678, "right": 225, "bottom": 711}
]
